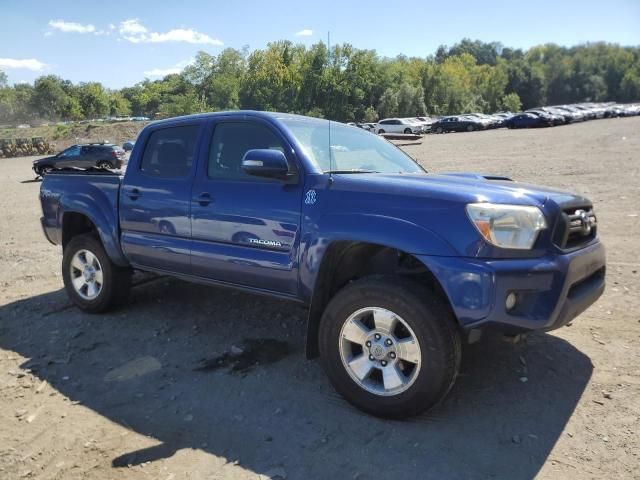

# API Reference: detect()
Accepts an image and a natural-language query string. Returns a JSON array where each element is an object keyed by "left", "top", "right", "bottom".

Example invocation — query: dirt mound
[{"left": 0, "top": 121, "right": 148, "bottom": 151}]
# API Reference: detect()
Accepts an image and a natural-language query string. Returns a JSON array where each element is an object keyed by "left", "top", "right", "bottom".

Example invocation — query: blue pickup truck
[{"left": 39, "top": 111, "right": 605, "bottom": 418}]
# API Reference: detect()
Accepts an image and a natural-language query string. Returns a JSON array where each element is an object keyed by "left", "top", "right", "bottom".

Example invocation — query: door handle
[
  {"left": 127, "top": 188, "right": 141, "bottom": 200},
  {"left": 195, "top": 192, "right": 212, "bottom": 206}
]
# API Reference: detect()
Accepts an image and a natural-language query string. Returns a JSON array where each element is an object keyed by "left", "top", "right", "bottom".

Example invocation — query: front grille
[{"left": 552, "top": 206, "right": 597, "bottom": 250}]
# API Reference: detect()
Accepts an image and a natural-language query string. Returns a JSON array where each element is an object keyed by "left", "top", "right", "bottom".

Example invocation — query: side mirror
[{"left": 241, "top": 149, "right": 290, "bottom": 180}]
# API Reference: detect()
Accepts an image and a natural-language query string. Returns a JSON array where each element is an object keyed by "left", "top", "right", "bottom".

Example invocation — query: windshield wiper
[{"left": 325, "top": 169, "right": 379, "bottom": 174}]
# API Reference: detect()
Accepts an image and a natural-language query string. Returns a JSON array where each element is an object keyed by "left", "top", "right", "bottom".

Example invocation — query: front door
[
  {"left": 119, "top": 123, "right": 202, "bottom": 274},
  {"left": 190, "top": 118, "right": 302, "bottom": 295}
]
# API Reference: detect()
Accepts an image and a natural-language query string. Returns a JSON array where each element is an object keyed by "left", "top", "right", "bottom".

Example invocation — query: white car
[
  {"left": 375, "top": 118, "right": 424, "bottom": 135},
  {"left": 411, "top": 117, "right": 435, "bottom": 132}
]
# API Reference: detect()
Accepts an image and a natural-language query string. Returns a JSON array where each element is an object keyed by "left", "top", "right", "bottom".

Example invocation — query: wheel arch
[
  {"left": 60, "top": 209, "right": 129, "bottom": 267},
  {"left": 304, "top": 240, "right": 454, "bottom": 358}
]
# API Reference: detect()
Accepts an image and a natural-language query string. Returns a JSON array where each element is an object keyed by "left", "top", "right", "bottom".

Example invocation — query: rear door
[
  {"left": 119, "top": 122, "right": 203, "bottom": 274},
  {"left": 56, "top": 145, "right": 82, "bottom": 168},
  {"left": 190, "top": 117, "right": 303, "bottom": 295}
]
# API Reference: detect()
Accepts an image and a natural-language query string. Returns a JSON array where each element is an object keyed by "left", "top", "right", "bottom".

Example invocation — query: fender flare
[
  {"left": 58, "top": 191, "right": 128, "bottom": 267},
  {"left": 300, "top": 213, "right": 458, "bottom": 357}
]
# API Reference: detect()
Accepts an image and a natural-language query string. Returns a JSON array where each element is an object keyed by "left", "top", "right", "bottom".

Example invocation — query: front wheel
[
  {"left": 403, "top": 128, "right": 412, "bottom": 134},
  {"left": 377, "top": 129, "right": 385, "bottom": 134},
  {"left": 97, "top": 161, "right": 113, "bottom": 169},
  {"left": 435, "top": 126, "right": 444, "bottom": 134},
  {"left": 62, "top": 233, "right": 132, "bottom": 313},
  {"left": 318, "top": 276, "right": 461, "bottom": 418}
]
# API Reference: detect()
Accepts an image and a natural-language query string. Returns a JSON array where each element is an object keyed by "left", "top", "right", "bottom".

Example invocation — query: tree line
[{"left": 1, "top": 39, "right": 639, "bottom": 125}]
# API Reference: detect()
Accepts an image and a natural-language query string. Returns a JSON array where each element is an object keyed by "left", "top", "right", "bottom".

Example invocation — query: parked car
[
  {"left": 375, "top": 118, "right": 424, "bottom": 134},
  {"left": 541, "top": 107, "right": 576, "bottom": 123},
  {"left": 572, "top": 105, "right": 597, "bottom": 120},
  {"left": 32, "top": 143, "right": 126, "bottom": 177},
  {"left": 464, "top": 113, "right": 498, "bottom": 129},
  {"left": 553, "top": 106, "right": 586, "bottom": 122},
  {"left": 411, "top": 117, "right": 435, "bottom": 132},
  {"left": 122, "top": 141, "right": 135, "bottom": 152},
  {"left": 504, "top": 113, "right": 553, "bottom": 129},
  {"left": 430, "top": 115, "right": 485, "bottom": 133},
  {"left": 39, "top": 111, "right": 605, "bottom": 418},
  {"left": 526, "top": 109, "right": 564, "bottom": 126}
]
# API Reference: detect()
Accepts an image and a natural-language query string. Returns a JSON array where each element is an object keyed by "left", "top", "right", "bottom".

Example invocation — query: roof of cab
[{"left": 147, "top": 110, "right": 325, "bottom": 128}]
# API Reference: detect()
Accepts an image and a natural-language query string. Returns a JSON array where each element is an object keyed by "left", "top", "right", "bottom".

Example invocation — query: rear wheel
[
  {"left": 97, "top": 161, "right": 113, "bottom": 169},
  {"left": 377, "top": 129, "right": 385, "bottom": 134},
  {"left": 435, "top": 126, "right": 444, "bottom": 134},
  {"left": 403, "top": 128, "right": 412, "bottom": 134},
  {"left": 466, "top": 124, "right": 476, "bottom": 132},
  {"left": 62, "top": 233, "right": 132, "bottom": 313},
  {"left": 319, "top": 275, "right": 461, "bottom": 418}
]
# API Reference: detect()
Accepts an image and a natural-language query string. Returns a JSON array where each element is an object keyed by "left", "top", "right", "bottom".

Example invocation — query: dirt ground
[
  {"left": 0, "top": 117, "right": 638, "bottom": 480},
  {"left": 1, "top": 121, "right": 147, "bottom": 152}
]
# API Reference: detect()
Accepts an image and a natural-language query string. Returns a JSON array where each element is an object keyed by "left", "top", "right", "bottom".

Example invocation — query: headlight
[{"left": 466, "top": 203, "right": 547, "bottom": 250}]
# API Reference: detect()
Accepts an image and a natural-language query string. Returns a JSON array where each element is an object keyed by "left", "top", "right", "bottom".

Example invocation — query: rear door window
[
  {"left": 140, "top": 125, "right": 199, "bottom": 178},
  {"left": 63, "top": 145, "right": 81, "bottom": 157}
]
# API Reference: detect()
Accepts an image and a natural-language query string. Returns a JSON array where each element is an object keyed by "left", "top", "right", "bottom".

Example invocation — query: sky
[{"left": 1, "top": 0, "right": 639, "bottom": 89}]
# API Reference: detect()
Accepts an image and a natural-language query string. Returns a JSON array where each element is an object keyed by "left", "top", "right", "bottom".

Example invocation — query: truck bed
[{"left": 40, "top": 170, "right": 123, "bottom": 250}]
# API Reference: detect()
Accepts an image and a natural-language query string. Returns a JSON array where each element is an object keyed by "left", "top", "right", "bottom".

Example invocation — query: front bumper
[{"left": 417, "top": 240, "right": 605, "bottom": 334}]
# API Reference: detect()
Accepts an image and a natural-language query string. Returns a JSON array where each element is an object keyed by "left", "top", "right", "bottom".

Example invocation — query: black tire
[
  {"left": 97, "top": 161, "right": 113, "bottom": 169},
  {"left": 403, "top": 128, "right": 412, "bottom": 134},
  {"left": 378, "top": 129, "right": 385, "bottom": 134},
  {"left": 62, "top": 233, "right": 132, "bottom": 313},
  {"left": 318, "top": 275, "right": 461, "bottom": 418},
  {"left": 466, "top": 124, "right": 475, "bottom": 132},
  {"left": 435, "top": 126, "right": 444, "bottom": 134}
]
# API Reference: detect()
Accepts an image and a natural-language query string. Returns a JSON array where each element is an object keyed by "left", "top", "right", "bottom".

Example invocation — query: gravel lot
[{"left": 1, "top": 117, "right": 639, "bottom": 479}]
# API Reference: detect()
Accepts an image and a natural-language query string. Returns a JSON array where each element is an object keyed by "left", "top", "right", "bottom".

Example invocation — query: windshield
[{"left": 281, "top": 118, "right": 425, "bottom": 174}]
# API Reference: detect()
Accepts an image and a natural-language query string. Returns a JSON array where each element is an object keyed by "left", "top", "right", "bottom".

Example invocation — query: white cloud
[
  {"left": 48, "top": 19, "right": 96, "bottom": 34},
  {"left": 119, "top": 19, "right": 222, "bottom": 45},
  {"left": 144, "top": 58, "right": 194, "bottom": 77},
  {"left": 0, "top": 58, "right": 46, "bottom": 71},
  {"left": 120, "top": 19, "right": 147, "bottom": 35},
  {"left": 295, "top": 29, "right": 313, "bottom": 37},
  {"left": 149, "top": 29, "right": 223, "bottom": 45}
]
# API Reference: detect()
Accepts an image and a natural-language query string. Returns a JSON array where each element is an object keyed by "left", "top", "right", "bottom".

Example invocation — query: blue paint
[{"left": 39, "top": 111, "right": 606, "bottom": 335}]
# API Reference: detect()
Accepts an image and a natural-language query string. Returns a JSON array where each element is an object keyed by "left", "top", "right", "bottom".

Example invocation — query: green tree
[
  {"left": 500, "top": 92, "right": 522, "bottom": 112},
  {"left": 77, "top": 82, "right": 110, "bottom": 118},
  {"left": 109, "top": 92, "right": 132, "bottom": 117},
  {"left": 377, "top": 88, "right": 398, "bottom": 118},
  {"left": 31, "top": 75, "right": 70, "bottom": 119},
  {"left": 363, "top": 106, "right": 378, "bottom": 122}
]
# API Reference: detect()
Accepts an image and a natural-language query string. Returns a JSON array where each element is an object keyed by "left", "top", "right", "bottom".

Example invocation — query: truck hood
[{"left": 332, "top": 172, "right": 590, "bottom": 208}]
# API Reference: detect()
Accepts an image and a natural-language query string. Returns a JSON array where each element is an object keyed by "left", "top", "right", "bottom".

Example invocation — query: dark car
[
  {"left": 33, "top": 143, "right": 126, "bottom": 177},
  {"left": 505, "top": 113, "right": 553, "bottom": 129},
  {"left": 431, "top": 116, "right": 485, "bottom": 133},
  {"left": 527, "top": 109, "right": 565, "bottom": 126},
  {"left": 553, "top": 106, "right": 586, "bottom": 122}
]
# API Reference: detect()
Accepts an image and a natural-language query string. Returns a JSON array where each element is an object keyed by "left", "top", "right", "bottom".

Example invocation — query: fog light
[{"left": 506, "top": 292, "right": 517, "bottom": 311}]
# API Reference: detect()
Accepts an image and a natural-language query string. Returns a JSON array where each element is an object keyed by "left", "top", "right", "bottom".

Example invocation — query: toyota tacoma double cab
[{"left": 39, "top": 111, "right": 605, "bottom": 418}]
